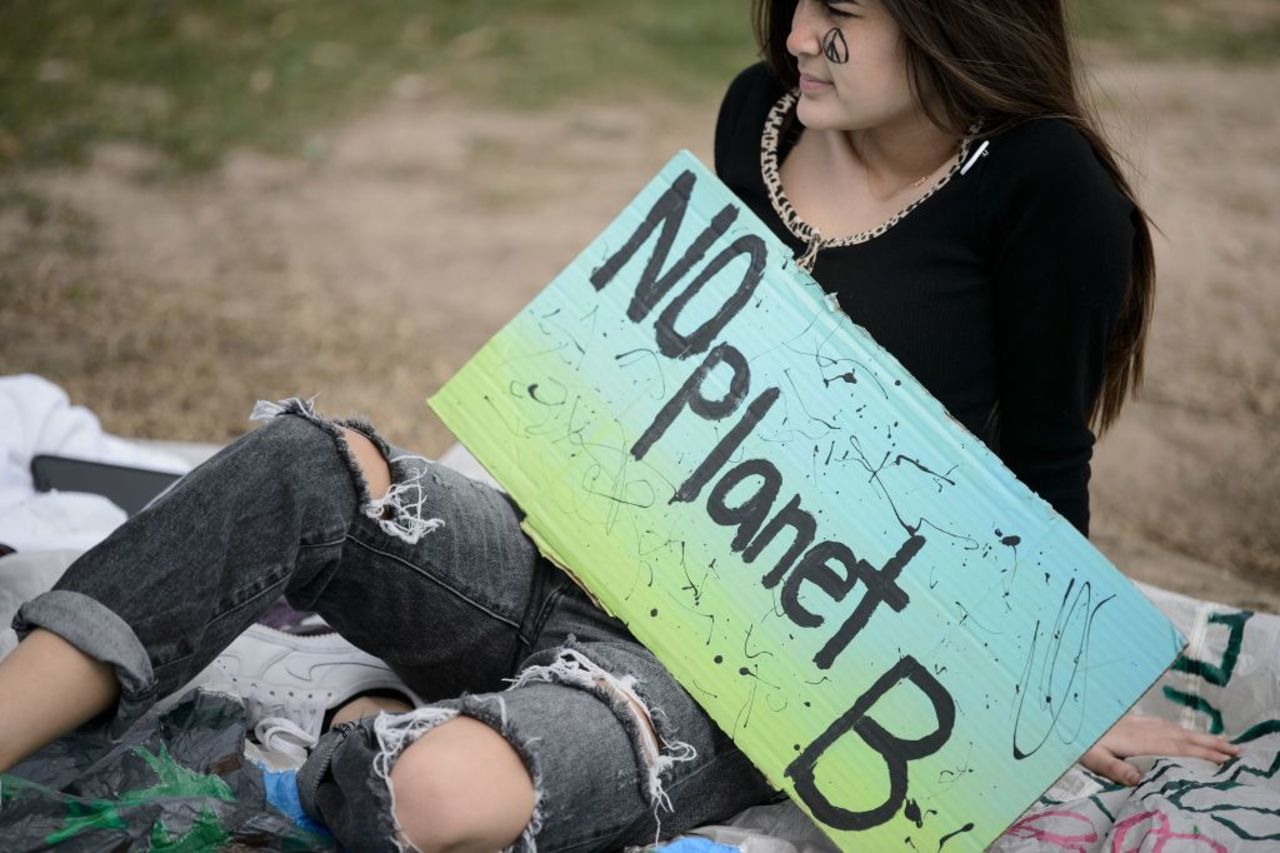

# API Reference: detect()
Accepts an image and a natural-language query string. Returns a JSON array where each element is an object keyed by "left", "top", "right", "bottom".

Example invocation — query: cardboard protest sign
[{"left": 429, "top": 151, "right": 1184, "bottom": 850}]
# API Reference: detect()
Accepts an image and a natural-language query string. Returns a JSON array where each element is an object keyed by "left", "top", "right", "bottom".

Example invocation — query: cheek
[
  {"left": 877, "top": 36, "right": 917, "bottom": 106},
  {"left": 839, "top": 39, "right": 914, "bottom": 113}
]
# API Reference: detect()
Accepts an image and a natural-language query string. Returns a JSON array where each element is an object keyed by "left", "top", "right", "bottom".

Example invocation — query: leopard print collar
[{"left": 760, "top": 89, "right": 979, "bottom": 272}]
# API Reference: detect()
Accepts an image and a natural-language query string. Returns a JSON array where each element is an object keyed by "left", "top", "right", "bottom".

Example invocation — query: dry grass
[
  {"left": 1, "top": 4, "right": 1277, "bottom": 605},
  {"left": 1087, "top": 62, "right": 1280, "bottom": 593},
  {"left": 0, "top": 101, "right": 713, "bottom": 451}
]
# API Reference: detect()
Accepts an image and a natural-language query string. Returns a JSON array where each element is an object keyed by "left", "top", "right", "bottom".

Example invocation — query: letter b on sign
[{"left": 786, "top": 656, "right": 955, "bottom": 831}]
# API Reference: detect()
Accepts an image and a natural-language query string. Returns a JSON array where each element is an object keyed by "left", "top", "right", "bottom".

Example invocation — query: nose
[{"left": 785, "top": 0, "right": 823, "bottom": 59}]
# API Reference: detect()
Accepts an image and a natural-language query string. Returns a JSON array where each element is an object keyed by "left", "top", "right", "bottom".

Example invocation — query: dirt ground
[{"left": 2, "top": 60, "right": 1277, "bottom": 610}]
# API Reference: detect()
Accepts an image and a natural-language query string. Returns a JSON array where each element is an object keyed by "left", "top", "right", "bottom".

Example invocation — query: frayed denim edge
[
  {"left": 370, "top": 700, "right": 546, "bottom": 853},
  {"left": 507, "top": 645, "right": 697, "bottom": 845},
  {"left": 250, "top": 397, "right": 444, "bottom": 546}
]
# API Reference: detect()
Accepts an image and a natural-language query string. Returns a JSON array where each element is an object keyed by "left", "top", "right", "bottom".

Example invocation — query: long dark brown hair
[{"left": 753, "top": 0, "right": 1155, "bottom": 433}]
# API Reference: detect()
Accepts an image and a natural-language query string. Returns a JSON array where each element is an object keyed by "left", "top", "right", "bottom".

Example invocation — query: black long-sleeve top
[{"left": 714, "top": 64, "right": 1136, "bottom": 535}]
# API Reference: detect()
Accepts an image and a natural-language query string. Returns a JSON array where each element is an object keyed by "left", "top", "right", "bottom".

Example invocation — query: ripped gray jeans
[{"left": 13, "top": 400, "right": 773, "bottom": 851}]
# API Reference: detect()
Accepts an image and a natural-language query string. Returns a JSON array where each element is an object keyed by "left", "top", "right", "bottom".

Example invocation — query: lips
[{"left": 798, "top": 73, "right": 833, "bottom": 94}]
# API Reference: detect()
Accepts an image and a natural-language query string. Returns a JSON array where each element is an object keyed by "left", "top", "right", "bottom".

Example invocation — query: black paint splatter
[{"left": 937, "top": 823, "right": 975, "bottom": 850}]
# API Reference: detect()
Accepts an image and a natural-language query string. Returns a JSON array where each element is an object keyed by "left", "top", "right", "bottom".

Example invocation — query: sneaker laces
[
  {"left": 243, "top": 690, "right": 328, "bottom": 761},
  {"left": 255, "top": 716, "right": 318, "bottom": 763}
]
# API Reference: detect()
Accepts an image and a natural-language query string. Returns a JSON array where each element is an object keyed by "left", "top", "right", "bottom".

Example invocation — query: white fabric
[
  {"left": 0, "top": 374, "right": 190, "bottom": 552},
  {"left": 0, "top": 549, "right": 82, "bottom": 657}
]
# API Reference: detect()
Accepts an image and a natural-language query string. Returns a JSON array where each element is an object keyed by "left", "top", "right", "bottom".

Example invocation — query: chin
[
  {"left": 795, "top": 98, "right": 860, "bottom": 132},
  {"left": 795, "top": 98, "right": 834, "bottom": 129}
]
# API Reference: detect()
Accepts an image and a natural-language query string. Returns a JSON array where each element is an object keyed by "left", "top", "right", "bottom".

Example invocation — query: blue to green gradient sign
[{"left": 429, "top": 152, "right": 1182, "bottom": 850}]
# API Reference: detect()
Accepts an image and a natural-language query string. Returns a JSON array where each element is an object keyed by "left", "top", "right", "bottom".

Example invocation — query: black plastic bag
[{"left": 0, "top": 689, "right": 336, "bottom": 851}]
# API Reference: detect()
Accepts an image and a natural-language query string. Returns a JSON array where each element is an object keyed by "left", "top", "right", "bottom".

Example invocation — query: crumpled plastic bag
[{"left": 0, "top": 689, "right": 335, "bottom": 852}]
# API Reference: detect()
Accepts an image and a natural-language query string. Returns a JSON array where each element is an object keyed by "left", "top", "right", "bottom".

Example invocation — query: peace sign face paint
[
  {"left": 789, "top": 0, "right": 935, "bottom": 131},
  {"left": 822, "top": 27, "right": 850, "bottom": 64}
]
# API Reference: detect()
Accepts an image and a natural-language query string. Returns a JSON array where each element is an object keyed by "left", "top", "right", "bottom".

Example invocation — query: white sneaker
[{"left": 214, "top": 624, "right": 422, "bottom": 761}]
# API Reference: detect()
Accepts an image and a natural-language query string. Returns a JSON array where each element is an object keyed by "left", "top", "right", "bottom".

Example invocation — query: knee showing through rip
[
  {"left": 339, "top": 427, "right": 391, "bottom": 501},
  {"left": 388, "top": 716, "right": 535, "bottom": 853}
]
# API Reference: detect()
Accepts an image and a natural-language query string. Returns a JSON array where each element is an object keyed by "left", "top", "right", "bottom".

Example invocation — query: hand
[{"left": 1081, "top": 714, "right": 1241, "bottom": 786}]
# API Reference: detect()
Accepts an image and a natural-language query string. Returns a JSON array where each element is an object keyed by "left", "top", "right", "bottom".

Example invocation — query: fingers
[
  {"left": 1104, "top": 715, "right": 1242, "bottom": 763},
  {"left": 1145, "top": 724, "right": 1239, "bottom": 760},
  {"left": 1191, "top": 731, "right": 1242, "bottom": 755},
  {"left": 1164, "top": 732, "right": 1240, "bottom": 763},
  {"left": 1082, "top": 746, "right": 1141, "bottom": 786},
  {"left": 1083, "top": 715, "right": 1245, "bottom": 788},
  {"left": 1177, "top": 744, "right": 1238, "bottom": 763}
]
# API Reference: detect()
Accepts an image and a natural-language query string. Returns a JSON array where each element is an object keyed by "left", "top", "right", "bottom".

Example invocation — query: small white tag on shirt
[{"left": 960, "top": 140, "right": 991, "bottom": 176}]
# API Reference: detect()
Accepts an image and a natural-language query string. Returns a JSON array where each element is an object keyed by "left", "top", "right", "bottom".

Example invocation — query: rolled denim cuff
[{"left": 13, "top": 589, "right": 158, "bottom": 737}]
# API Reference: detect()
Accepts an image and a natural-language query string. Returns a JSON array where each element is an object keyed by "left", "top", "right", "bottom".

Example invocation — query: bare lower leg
[
  {"left": 389, "top": 717, "right": 536, "bottom": 853},
  {"left": 328, "top": 694, "right": 412, "bottom": 729},
  {"left": 0, "top": 628, "right": 120, "bottom": 771},
  {"left": 0, "top": 429, "right": 392, "bottom": 775}
]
